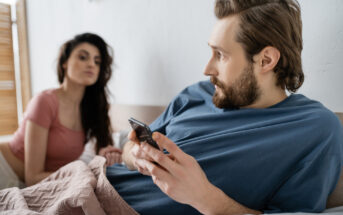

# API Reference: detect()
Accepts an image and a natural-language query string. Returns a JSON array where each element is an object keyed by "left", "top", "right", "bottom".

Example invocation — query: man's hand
[
  {"left": 98, "top": 145, "right": 122, "bottom": 166},
  {"left": 131, "top": 131, "right": 261, "bottom": 215},
  {"left": 122, "top": 130, "right": 156, "bottom": 173},
  {"left": 135, "top": 132, "right": 213, "bottom": 207}
]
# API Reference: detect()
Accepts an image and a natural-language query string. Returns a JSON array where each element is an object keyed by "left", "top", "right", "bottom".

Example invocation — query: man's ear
[{"left": 260, "top": 46, "right": 280, "bottom": 73}]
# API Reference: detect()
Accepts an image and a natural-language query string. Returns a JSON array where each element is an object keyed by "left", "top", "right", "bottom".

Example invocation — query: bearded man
[{"left": 107, "top": 0, "right": 343, "bottom": 214}]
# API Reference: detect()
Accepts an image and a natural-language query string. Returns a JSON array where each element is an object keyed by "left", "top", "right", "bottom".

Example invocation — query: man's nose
[{"left": 204, "top": 61, "right": 217, "bottom": 76}]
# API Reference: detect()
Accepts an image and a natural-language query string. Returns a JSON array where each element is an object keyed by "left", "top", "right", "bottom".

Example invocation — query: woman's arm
[{"left": 24, "top": 120, "right": 53, "bottom": 186}]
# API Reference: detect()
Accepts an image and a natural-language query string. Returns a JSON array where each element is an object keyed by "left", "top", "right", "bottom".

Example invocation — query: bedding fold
[{"left": 0, "top": 156, "right": 138, "bottom": 215}]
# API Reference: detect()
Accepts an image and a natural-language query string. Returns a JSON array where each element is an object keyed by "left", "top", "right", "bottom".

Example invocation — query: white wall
[
  {"left": 26, "top": 0, "right": 343, "bottom": 111},
  {"left": 298, "top": 0, "right": 343, "bottom": 112}
]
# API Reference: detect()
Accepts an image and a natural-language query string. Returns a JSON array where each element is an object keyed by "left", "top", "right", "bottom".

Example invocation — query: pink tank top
[{"left": 9, "top": 89, "right": 85, "bottom": 171}]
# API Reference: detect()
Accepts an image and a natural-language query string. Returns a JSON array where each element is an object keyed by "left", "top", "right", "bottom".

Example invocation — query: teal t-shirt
[{"left": 107, "top": 80, "right": 343, "bottom": 214}]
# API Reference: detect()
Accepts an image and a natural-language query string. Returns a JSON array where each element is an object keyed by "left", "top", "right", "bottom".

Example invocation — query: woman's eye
[
  {"left": 95, "top": 61, "right": 101, "bottom": 65},
  {"left": 79, "top": 55, "right": 87, "bottom": 60}
]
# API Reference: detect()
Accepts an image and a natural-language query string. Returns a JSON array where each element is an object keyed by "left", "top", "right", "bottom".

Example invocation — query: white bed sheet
[{"left": 261, "top": 206, "right": 343, "bottom": 215}]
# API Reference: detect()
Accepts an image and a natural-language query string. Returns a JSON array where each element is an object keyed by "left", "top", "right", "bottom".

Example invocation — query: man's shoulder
[
  {"left": 296, "top": 97, "right": 343, "bottom": 143},
  {"left": 269, "top": 94, "right": 342, "bottom": 140},
  {"left": 182, "top": 80, "right": 213, "bottom": 94},
  {"left": 313, "top": 107, "right": 343, "bottom": 134},
  {"left": 160, "top": 80, "right": 215, "bottom": 116},
  {"left": 295, "top": 95, "right": 341, "bottom": 128},
  {"left": 174, "top": 80, "right": 214, "bottom": 103}
]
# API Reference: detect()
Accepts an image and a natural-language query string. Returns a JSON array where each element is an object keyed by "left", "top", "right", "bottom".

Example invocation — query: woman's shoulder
[
  {"left": 32, "top": 88, "right": 58, "bottom": 104},
  {"left": 23, "top": 88, "right": 60, "bottom": 127},
  {"left": 37, "top": 88, "right": 58, "bottom": 97},
  {"left": 26, "top": 88, "right": 59, "bottom": 113}
]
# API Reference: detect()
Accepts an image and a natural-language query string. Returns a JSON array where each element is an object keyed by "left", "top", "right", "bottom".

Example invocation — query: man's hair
[{"left": 215, "top": 0, "right": 304, "bottom": 92}]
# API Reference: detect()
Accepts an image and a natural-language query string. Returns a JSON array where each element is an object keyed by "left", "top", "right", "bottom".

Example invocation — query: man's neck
[{"left": 243, "top": 88, "right": 287, "bottom": 109}]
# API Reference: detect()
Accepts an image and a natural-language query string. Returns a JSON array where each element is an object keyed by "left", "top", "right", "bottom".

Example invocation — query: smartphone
[{"left": 128, "top": 117, "right": 159, "bottom": 149}]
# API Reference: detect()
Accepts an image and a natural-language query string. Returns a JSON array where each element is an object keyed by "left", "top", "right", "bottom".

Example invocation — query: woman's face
[{"left": 63, "top": 42, "right": 101, "bottom": 86}]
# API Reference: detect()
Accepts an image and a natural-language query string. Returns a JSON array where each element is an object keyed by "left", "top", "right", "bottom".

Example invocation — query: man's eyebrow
[
  {"left": 78, "top": 49, "right": 101, "bottom": 59},
  {"left": 207, "top": 43, "right": 229, "bottom": 54}
]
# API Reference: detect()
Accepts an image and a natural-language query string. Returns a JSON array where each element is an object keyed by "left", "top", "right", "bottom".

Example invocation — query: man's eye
[{"left": 216, "top": 51, "right": 222, "bottom": 59}]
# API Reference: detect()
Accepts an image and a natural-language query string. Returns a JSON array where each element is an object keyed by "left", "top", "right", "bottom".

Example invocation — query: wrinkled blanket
[{"left": 0, "top": 156, "right": 139, "bottom": 215}]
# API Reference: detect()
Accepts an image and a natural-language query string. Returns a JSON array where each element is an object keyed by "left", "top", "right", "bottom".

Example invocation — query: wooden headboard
[
  {"left": 336, "top": 112, "right": 343, "bottom": 125},
  {"left": 328, "top": 112, "right": 343, "bottom": 208},
  {"left": 109, "top": 104, "right": 166, "bottom": 132}
]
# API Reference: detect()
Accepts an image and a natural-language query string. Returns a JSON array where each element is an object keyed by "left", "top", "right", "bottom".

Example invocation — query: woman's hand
[{"left": 98, "top": 145, "right": 122, "bottom": 166}]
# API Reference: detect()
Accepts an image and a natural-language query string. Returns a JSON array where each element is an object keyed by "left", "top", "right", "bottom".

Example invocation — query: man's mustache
[{"left": 210, "top": 77, "right": 225, "bottom": 89}]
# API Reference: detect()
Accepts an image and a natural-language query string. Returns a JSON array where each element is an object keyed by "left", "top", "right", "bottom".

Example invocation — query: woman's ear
[
  {"left": 62, "top": 63, "right": 67, "bottom": 70},
  {"left": 260, "top": 46, "right": 280, "bottom": 73}
]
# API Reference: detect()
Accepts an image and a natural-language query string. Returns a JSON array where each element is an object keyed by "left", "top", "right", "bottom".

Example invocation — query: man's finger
[
  {"left": 152, "top": 132, "right": 185, "bottom": 162},
  {"left": 141, "top": 142, "right": 179, "bottom": 174},
  {"left": 135, "top": 159, "right": 152, "bottom": 176},
  {"left": 143, "top": 158, "right": 172, "bottom": 183},
  {"left": 128, "top": 130, "right": 139, "bottom": 143}
]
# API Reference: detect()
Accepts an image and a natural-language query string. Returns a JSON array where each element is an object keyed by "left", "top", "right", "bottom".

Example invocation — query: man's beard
[{"left": 211, "top": 64, "right": 260, "bottom": 109}]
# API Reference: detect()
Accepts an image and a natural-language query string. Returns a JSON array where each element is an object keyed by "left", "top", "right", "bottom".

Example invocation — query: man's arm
[
  {"left": 126, "top": 130, "right": 261, "bottom": 215},
  {"left": 122, "top": 140, "right": 137, "bottom": 170}
]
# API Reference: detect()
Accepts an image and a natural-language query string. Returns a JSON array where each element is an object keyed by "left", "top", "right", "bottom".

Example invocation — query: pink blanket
[{"left": 0, "top": 156, "right": 139, "bottom": 215}]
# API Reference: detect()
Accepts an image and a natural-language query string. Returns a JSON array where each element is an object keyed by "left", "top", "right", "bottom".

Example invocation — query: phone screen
[{"left": 128, "top": 117, "right": 159, "bottom": 149}]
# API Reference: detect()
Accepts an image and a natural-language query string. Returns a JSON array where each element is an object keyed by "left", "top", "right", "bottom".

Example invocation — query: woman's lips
[{"left": 85, "top": 71, "right": 94, "bottom": 76}]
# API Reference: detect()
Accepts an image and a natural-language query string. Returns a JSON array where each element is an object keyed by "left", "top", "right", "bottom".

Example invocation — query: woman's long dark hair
[{"left": 57, "top": 32, "right": 113, "bottom": 153}]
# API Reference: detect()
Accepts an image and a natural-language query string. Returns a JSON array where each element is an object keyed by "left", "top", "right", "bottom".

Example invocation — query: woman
[{"left": 0, "top": 33, "right": 121, "bottom": 189}]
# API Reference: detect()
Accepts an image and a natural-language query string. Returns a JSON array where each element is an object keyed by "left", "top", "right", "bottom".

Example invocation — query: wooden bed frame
[{"left": 336, "top": 113, "right": 343, "bottom": 124}]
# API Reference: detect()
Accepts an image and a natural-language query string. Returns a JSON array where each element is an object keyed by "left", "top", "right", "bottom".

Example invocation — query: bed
[
  {"left": 0, "top": 104, "right": 342, "bottom": 214},
  {"left": 109, "top": 104, "right": 343, "bottom": 214}
]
